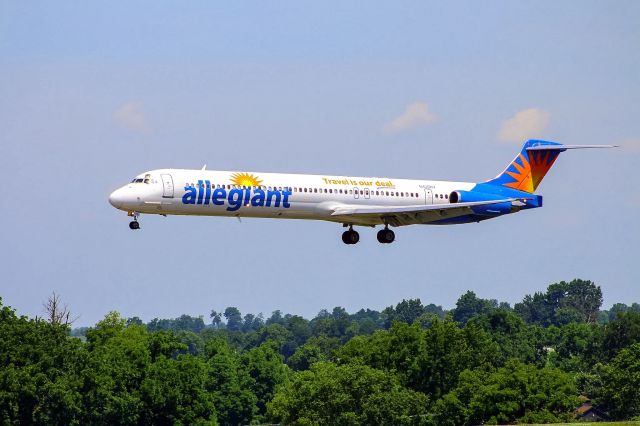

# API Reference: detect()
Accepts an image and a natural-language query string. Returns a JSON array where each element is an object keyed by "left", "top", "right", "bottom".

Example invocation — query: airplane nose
[{"left": 109, "top": 188, "right": 125, "bottom": 209}]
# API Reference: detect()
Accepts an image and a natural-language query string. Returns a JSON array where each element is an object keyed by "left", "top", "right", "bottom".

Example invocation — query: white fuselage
[{"left": 109, "top": 169, "right": 475, "bottom": 226}]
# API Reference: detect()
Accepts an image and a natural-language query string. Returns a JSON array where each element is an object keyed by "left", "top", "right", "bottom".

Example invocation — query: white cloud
[
  {"left": 113, "top": 101, "right": 150, "bottom": 134},
  {"left": 384, "top": 101, "right": 436, "bottom": 133},
  {"left": 497, "top": 108, "right": 550, "bottom": 143}
]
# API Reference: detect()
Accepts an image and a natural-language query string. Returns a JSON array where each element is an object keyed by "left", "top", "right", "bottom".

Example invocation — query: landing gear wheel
[
  {"left": 377, "top": 228, "right": 395, "bottom": 244},
  {"left": 341, "top": 230, "right": 360, "bottom": 245},
  {"left": 129, "top": 221, "right": 140, "bottom": 230}
]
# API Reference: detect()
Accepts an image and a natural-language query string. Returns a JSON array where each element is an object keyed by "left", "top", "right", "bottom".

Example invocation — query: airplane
[{"left": 108, "top": 139, "right": 615, "bottom": 244}]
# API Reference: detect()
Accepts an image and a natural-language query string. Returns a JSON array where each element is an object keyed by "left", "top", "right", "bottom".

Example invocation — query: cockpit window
[{"left": 131, "top": 174, "right": 151, "bottom": 184}]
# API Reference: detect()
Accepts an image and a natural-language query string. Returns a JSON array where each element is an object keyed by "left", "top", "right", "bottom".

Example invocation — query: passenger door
[{"left": 161, "top": 174, "right": 174, "bottom": 198}]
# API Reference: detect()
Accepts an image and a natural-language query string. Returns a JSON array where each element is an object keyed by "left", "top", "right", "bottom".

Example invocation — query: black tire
[
  {"left": 129, "top": 221, "right": 140, "bottom": 230},
  {"left": 342, "top": 230, "right": 359, "bottom": 245},
  {"left": 377, "top": 229, "right": 395, "bottom": 244}
]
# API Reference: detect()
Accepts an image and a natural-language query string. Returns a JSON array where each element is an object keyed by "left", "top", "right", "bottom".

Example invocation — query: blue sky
[{"left": 1, "top": 1, "right": 638, "bottom": 326}]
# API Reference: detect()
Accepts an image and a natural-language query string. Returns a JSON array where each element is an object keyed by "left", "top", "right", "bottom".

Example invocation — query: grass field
[{"left": 528, "top": 423, "right": 640, "bottom": 426}]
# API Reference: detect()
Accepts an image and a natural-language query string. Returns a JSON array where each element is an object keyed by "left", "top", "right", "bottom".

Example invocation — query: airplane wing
[{"left": 330, "top": 198, "right": 520, "bottom": 226}]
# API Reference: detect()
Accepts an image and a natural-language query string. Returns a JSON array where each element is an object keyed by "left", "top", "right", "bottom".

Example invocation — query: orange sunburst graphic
[
  {"left": 230, "top": 172, "right": 262, "bottom": 187},
  {"left": 529, "top": 150, "right": 559, "bottom": 191},
  {"left": 504, "top": 153, "right": 533, "bottom": 192}
]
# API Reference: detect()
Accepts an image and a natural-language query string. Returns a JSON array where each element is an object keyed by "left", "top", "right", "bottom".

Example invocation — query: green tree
[
  {"left": 288, "top": 336, "right": 341, "bottom": 371},
  {"left": 0, "top": 298, "right": 85, "bottom": 425},
  {"left": 597, "top": 343, "right": 640, "bottom": 419},
  {"left": 467, "top": 309, "right": 546, "bottom": 367},
  {"left": 452, "top": 291, "right": 497, "bottom": 325},
  {"left": 209, "top": 310, "right": 222, "bottom": 329},
  {"left": 241, "top": 344, "right": 289, "bottom": 420},
  {"left": 148, "top": 330, "right": 188, "bottom": 361},
  {"left": 515, "top": 279, "right": 603, "bottom": 326},
  {"left": 241, "top": 313, "right": 264, "bottom": 332},
  {"left": 338, "top": 318, "right": 495, "bottom": 399},
  {"left": 284, "top": 314, "right": 311, "bottom": 346},
  {"left": 419, "top": 317, "right": 496, "bottom": 398},
  {"left": 140, "top": 355, "right": 218, "bottom": 425},
  {"left": 268, "top": 362, "right": 428, "bottom": 425},
  {"left": 311, "top": 306, "right": 352, "bottom": 341},
  {"left": 444, "top": 360, "right": 578, "bottom": 425},
  {"left": 82, "top": 312, "right": 151, "bottom": 425},
  {"left": 266, "top": 310, "right": 284, "bottom": 325},
  {"left": 173, "top": 314, "right": 206, "bottom": 333},
  {"left": 223, "top": 307, "right": 243, "bottom": 332},
  {"left": 250, "top": 323, "right": 296, "bottom": 358},
  {"left": 204, "top": 338, "right": 257, "bottom": 425},
  {"left": 382, "top": 298, "right": 427, "bottom": 327},
  {"left": 601, "top": 311, "right": 640, "bottom": 360},
  {"left": 548, "top": 322, "right": 599, "bottom": 372}
]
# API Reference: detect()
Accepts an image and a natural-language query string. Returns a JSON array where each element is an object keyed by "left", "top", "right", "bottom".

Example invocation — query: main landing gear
[
  {"left": 377, "top": 226, "right": 395, "bottom": 244},
  {"left": 128, "top": 212, "right": 140, "bottom": 230},
  {"left": 342, "top": 226, "right": 360, "bottom": 245},
  {"left": 341, "top": 225, "right": 395, "bottom": 244}
]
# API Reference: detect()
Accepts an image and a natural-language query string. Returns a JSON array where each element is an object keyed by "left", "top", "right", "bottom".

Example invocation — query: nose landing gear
[
  {"left": 128, "top": 211, "right": 140, "bottom": 230},
  {"left": 376, "top": 226, "right": 395, "bottom": 244},
  {"left": 341, "top": 225, "right": 360, "bottom": 245}
]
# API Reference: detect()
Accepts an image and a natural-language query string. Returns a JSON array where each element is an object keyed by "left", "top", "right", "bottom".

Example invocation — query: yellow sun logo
[{"left": 230, "top": 172, "right": 262, "bottom": 187}]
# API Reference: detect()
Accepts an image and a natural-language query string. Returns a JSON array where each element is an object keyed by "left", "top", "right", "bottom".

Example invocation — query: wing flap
[{"left": 331, "top": 198, "right": 519, "bottom": 226}]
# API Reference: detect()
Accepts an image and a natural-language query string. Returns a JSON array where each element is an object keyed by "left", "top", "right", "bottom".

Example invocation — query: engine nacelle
[{"left": 449, "top": 190, "right": 513, "bottom": 215}]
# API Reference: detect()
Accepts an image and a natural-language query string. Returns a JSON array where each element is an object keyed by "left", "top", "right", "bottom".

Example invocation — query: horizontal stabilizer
[{"left": 526, "top": 144, "right": 618, "bottom": 151}]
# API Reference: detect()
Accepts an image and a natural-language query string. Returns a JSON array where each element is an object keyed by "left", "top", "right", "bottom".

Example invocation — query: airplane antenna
[{"left": 201, "top": 164, "right": 207, "bottom": 170}]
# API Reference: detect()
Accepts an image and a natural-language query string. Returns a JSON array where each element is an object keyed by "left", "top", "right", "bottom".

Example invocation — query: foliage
[
  {"left": 267, "top": 362, "right": 428, "bottom": 425},
  {"left": 451, "top": 291, "right": 499, "bottom": 325},
  {"left": 515, "top": 279, "right": 603, "bottom": 326},
  {"left": 0, "top": 299, "right": 85, "bottom": 425},
  {"left": 597, "top": 343, "right": 640, "bottom": 420},
  {"left": 2, "top": 279, "right": 640, "bottom": 424},
  {"left": 439, "top": 360, "right": 578, "bottom": 425},
  {"left": 601, "top": 311, "right": 640, "bottom": 360},
  {"left": 382, "top": 298, "right": 444, "bottom": 328}
]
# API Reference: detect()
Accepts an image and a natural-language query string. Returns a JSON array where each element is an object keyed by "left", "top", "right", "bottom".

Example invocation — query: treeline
[{"left": 1, "top": 279, "right": 640, "bottom": 425}]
